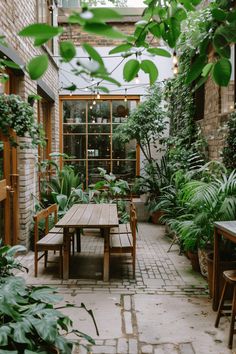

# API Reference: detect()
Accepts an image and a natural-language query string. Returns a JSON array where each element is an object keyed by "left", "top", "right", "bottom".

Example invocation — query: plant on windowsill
[{"left": 0, "top": 94, "right": 45, "bottom": 147}]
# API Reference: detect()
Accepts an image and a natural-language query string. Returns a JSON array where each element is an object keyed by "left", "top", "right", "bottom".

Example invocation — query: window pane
[
  {"left": 64, "top": 124, "right": 86, "bottom": 134},
  {"left": 112, "top": 138, "right": 136, "bottom": 160},
  {"left": 113, "top": 160, "right": 136, "bottom": 182},
  {"left": 64, "top": 135, "right": 86, "bottom": 159},
  {"left": 88, "top": 135, "right": 110, "bottom": 159},
  {"left": 88, "top": 123, "right": 110, "bottom": 134},
  {"left": 88, "top": 160, "right": 111, "bottom": 184},
  {"left": 88, "top": 100, "right": 110, "bottom": 123},
  {"left": 63, "top": 101, "right": 86, "bottom": 123}
]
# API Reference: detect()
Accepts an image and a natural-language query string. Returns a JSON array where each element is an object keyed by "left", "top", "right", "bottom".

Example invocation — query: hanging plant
[{"left": 0, "top": 94, "right": 44, "bottom": 147}]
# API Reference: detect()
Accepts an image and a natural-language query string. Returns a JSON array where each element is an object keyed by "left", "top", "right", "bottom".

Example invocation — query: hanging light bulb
[
  {"left": 69, "top": 91, "right": 72, "bottom": 96},
  {"left": 85, "top": 87, "right": 88, "bottom": 92},
  {"left": 89, "top": 105, "right": 93, "bottom": 109},
  {"left": 173, "top": 51, "right": 178, "bottom": 65},
  {"left": 124, "top": 88, "right": 127, "bottom": 102},
  {"left": 96, "top": 91, "right": 100, "bottom": 99},
  {"left": 173, "top": 64, "right": 178, "bottom": 75},
  {"left": 93, "top": 99, "right": 96, "bottom": 105},
  {"left": 135, "top": 75, "right": 140, "bottom": 84}
]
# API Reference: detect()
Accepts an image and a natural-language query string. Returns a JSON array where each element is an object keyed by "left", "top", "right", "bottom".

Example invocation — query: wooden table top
[
  {"left": 214, "top": 221, "right": 236, "bottom": 238},
  {"left": 55, "top": 203, "right": 119, "bottom": 228}
]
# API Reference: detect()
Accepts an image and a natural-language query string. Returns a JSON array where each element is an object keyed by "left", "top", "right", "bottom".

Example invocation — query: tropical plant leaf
[
  {"left": 27, "top": 55, "right": 48, "bottom": 80},
  {"left": 186, "top": 55, "right": 207, "bottom": 84},
  {"left": 147, "top": 48, "right": 171, "bottom": 57},
  {"left": 123, "top": 59, "right": 140, "bottom": 82},
  {"left": 59, "top": 41, "right": 76, "bottom": 62},
  {"left": 212, "top": 58, "right": 232, "bottom": 86},
  {"left": 140, "top": 59, "right": 158, "bottom": 85}
]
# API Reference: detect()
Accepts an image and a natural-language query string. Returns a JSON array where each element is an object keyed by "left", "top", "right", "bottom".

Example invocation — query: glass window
[
  {"left": 64, "top": 160, "right": 86, "bottom": 185},
  {"left": 62, "top": 98, "right": 139, "bottom": 186}
]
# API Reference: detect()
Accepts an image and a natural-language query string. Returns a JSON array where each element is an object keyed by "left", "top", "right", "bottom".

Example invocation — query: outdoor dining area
[{"left": 33, "top": 202, "right": 137, "bottom": 282}]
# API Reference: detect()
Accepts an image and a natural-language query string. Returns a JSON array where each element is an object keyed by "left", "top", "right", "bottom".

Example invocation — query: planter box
[{"left": 187, "top": 251, "right": 200, "bottom": 272}]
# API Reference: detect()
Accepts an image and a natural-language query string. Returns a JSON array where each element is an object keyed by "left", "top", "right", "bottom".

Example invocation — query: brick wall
[{"left": 0, "top": 0, "right": 59, "bottom": 248}]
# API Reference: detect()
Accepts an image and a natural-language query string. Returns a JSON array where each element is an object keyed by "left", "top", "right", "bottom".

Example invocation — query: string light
[
  {"left": 173, "top": 50, "right": 178, "bottom": 65},
  {"left": 93, "top": 99, "right": 96, "bottom": 105},
  {"left": 173, "top": 64, "right": 178, "bottom": 75},
  {"left": 96, "top": 91, "right": 100, "bottom": 99},
  {"left": 135, "top": 75, "right": 140, "bottom": 84},
  {"left": 124, "top": 88, "right": 127, "bottom": 102}
]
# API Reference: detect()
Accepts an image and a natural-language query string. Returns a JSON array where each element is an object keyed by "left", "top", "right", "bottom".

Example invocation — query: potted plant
[{"left": 0, "top": 94, "right": 44, "bottom": 147}]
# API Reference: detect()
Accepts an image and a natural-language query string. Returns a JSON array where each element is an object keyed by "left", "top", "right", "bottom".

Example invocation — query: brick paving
[{"left": 17, "top": 223, "right": 233, "bottom": 354}]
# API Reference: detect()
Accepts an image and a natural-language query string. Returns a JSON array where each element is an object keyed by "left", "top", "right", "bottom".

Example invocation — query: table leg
[
  {"left": 76, "top": 229, "right": 81, "bottom": 252},
  {"left": 63, "top": 227, "right": 70, "bottom": 280},
  {"left": 103, "top": 228, "right": 110, "bottom": 282},
  {"left": 213, "top": 227, "right": 220, "bottom": 311}
]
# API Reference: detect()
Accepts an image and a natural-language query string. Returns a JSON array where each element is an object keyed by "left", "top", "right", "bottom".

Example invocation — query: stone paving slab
[{"left": 16, "top": 222, "right": 236, "bottom": 353}]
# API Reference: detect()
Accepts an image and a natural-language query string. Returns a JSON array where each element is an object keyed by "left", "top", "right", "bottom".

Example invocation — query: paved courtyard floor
[{"left": 17, "top": 223, "right": 236, "bottom": 354}]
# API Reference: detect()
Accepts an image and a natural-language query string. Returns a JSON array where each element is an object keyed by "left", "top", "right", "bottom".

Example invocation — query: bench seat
[
  {"left": 37, "top": 232, "right": 63, "bottom": 248},
  {"left": 110, "top": 223, "right": 131, "bottom": 234},
  {"left": 110, "top": 232, "right": 133, "bottom": 251}
]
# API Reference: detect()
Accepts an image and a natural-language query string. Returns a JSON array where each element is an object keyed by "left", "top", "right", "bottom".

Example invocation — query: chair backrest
[
  {"left": 33, "top": 204, "right": 58, "bottom": 246},
  {"left": 129, "top": 203, "right": 136, "bottom": 224}
]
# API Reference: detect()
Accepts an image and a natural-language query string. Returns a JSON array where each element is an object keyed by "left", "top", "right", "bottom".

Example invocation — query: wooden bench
[
  {"left": 110, "top": 203, "right": 135, "bottom": 235},
  {"left": 110, "top": 208, "right": 137, "bottom": 278},
  {"left": 34, "top": 204, "right": 64, "bottom": 277}
]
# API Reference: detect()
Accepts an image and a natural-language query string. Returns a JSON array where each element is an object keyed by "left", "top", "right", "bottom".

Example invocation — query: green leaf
[
  {"left": 97, "top": 86, "right": 109, "bottom": 93},
  {"left": 193, "top": 75, "right": 208, "bottom": 92},
  {"left": 109, "top": 43, "right": 132, "bottom": 55},
  {"left": 30, "top": 286, "right": 62, "bottom": 303},
  {"left": 216, "top": 22, "right": 236, "bottom": 42},
  {"left": 211, "top": 8, "right": 227, "bottom": 22},
  {"left": 10, "top": 322, "right": 31, "bottom": 344},
  {"left": 190, "top": 0, "right": 202, "bottom": 4},
  {"left": 148, "top": 23, "right": 161, "bottom": 38},
  {"left": 83, "top": 23, "right": 125, "bottom": 39},
  {"left": 202, "top": 63, "right": 213, "bottom": 77},
  {"left": 140, "top": 59, "right": 158, "bottom": 85},
  {"left": 91, "top": 8, "right": 122, "bottom": 21},
  {"left": 1, "top": 59, "right": 20, "bottom": 69},
  {"left": 213, "top": 34, "right": 231, "bottom": 58},
  {"left": 227, "top": 9, "right": 236, "bottom": 22},
  {"left": 63, "top": 84, "right": 77, "bottom": 91},
  {"left": 0, "top": 325, "right": 10, "bottom": 346},
  {"left": 186, "top": 55, "right": 207, "bottom": 84},
  {"left": 181, "top": 0, "right": 195, "bottom": 11},
  {"left": 59, "top": 41, "right": 76, "bottom": 62},
  {"left": 95, "top": 74, "right": 121, "bottom": 86},
  {"left": 19, "top": 24, "right": 63, "bottom": 46},
  {"left": 212, "top": 58, "right": 232, "bottom": 87},
  {"left": 82, "top": 43, "right": 104, "bottom": 66},
  {"left": 68, "top": 12, "right": 85, "bottom": 25},
  {"left": 147, "top": 48, "right": 171, "bottom": 58},
  {"left": 27, "top": 55, "right": 48, "bottom": 80},
  {"left": 123, "top": 59, "right": 140, "bottom": 82}
]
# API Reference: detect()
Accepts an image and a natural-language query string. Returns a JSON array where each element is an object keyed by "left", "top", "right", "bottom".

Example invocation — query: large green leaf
[
  {"left": 91, "top": 8, "right": 122, "bottom": 21},
  {"left": 202, "top": 63, "right": 213, "bottom": 77},
  {"left": 216, "top": 22, "right": 236, "bottom": 42},
  {"left": 212, "top": 58, "right": 232, "bottom": 87},
  {"left": 148, "top": 23, "right": 161, "bottom": 38},
  {"left": 123, "top": 59, "right": 140, "bottom": 82},
  {"left": 27, "top": 55, "right": 48, "bottom": 80},
  {"left": 109, "top": 43, "right": 132, "bottom": 55},
  {"left": 0, "top": 325, "right": 11, "bottom": 346},
  {"left": 19, "top": 24, "right": 63, "bottom": 46},
  {"left": 82, "top": 43, "right": 104, "bottom": 66},
  {"left": 83, "top": 23, "right": 125, "bottom": 39},
  {"left": 147, "top": 48, "right": 171, "bottom": 58},
  {"left": 140, "top": 60, "right": 158, "bottom": 85},
  {"left": 59, "top": 41, "right": 76, "bottom": 62},
  {"left": 213, "top": 34, "right": 230, "bottom": 58},
  {"left": 211, "top": 8, "right": 227, "bottom": 22},
  {"left": 30, "top": 286, "right": 62, "bottom": 303},
  {"left": 1, "top": 59, "right": 20, "bottom": 69},
  {"left": 185, "top": 55, "right": 207, "bottom": 84}
]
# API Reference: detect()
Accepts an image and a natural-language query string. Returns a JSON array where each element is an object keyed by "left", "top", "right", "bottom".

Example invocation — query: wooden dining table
[
  {"left": 213, "top": 221, "right": 236, "bottom": 311},
  {"left": 55, "top": 203, "right": 119, "bottom": 281}
]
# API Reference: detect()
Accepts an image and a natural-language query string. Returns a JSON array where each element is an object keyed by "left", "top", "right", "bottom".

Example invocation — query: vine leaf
[
  {"left": 27, "top": 55, "right": 48, "bottom": 80},
  {"left": 82, "top": 43, "right": 104, "bottom": 66},
  {"left": 83, "top": 23, "right": 126, "bottom": 39},
  {"left": 140, "top": 60, "right": 158, "bottom": 85},
  {"left": 212, "top": 58, "right": 232, "bottom": 87},
  {"left": 109, "top": 44, "right": 132, "bottom": 55},
  {"left": 185, "top": 55, "right": 206, "bottom": 84},
  {"left": 123, "top": 59, "right": 140, "bottom": 82},
  {"left": 19, "top": 24, "right": 63, "bottom": 46},
  {"left": 147, "top": 48, "right": 171, "bottom": 58}
]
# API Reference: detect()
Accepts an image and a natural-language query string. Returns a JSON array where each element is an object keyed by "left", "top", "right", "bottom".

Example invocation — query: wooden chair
[
  {"left": 215, "top": 269, "right": 236, "bottom": 349},
  {"left": 34, "top": 204, "right": 64, "bottom": 277},
  {"left": 109, "top": 208, "right": 137, "bottom": 278}
]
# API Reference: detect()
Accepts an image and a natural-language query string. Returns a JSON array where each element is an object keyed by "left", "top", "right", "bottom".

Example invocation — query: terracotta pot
[
  {"left": 187, "top": 251, "right": 201, "bottom": 272},
  {"left": 151, "top": 210, "right": 165, "bottom": 224},
  {"left": 207, "top": 252, "right": 236, "bottom": 298}
]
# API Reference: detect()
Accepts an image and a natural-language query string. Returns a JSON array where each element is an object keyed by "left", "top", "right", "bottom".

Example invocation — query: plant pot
[
  {"left": 187, "top": 251, "right": 201, "bottom": 272},
  {"left": 207, "top": 252, "right": 236, "bottom": 298},
  {"left": 151, "top": 210, "right": 165, "bottom": 224},
  {"left": 198, "top": 248, "right": 211, "bottom": 278}
]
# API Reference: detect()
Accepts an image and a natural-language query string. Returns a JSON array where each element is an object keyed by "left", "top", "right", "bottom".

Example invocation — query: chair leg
[
  {"left": 34, "top": 248, "right": 38, "bottom": 277},
  {"left": 71, "top": 234, "right": 75, "bottom": 255},
  {"left": 59, "top": 247, "right": 63, "bottom": 279},
  {"left": 228, "top": 286, "right": 236, "bottom": 349},
  {"left": 76, "top": 229, "right": 81, "bottom": 253},
  {"left": 44, "top": 250, "right": 48, "bottom": 268},
  {"left": 215, "top": 281, "right": 228, "bottom": 328},
  {"left": 132, "top": 251, "right": 136, "bottom": 279}
]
